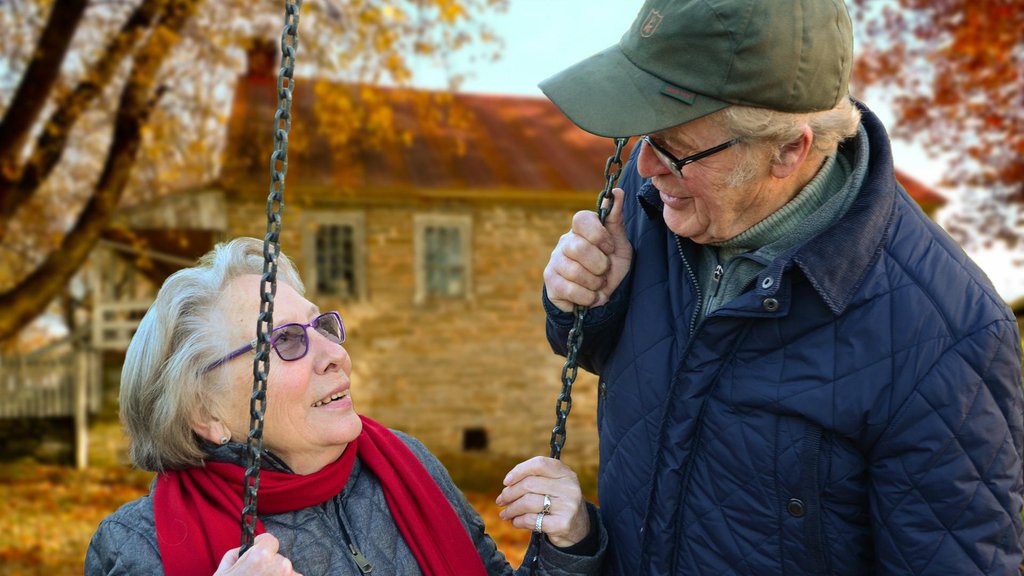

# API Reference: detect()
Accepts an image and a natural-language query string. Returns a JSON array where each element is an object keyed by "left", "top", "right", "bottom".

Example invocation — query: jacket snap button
[
  {"left": 787, "top": 498, "right": 805, "bottom": 517},
  {"left": 761, "top": 276, "right": 774, "bottom": 289},
  {"left": 762, "top": 297, "right": 779, "bottom": 312}
]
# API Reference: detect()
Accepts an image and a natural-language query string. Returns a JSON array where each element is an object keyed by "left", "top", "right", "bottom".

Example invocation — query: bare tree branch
[
  {"left": 0, "top": 0, "right": 201, "bottom": 342},
  {"left": 0, "top": 0, "right": 167, "bottom": 239},
  {"left": 0, "top": 0, "right": 88, "bottom": 186}
]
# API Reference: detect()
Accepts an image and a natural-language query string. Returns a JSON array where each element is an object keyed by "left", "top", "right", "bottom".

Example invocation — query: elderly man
[{"left": 539, "top": 0, "right": 1024, "bottom": 574}]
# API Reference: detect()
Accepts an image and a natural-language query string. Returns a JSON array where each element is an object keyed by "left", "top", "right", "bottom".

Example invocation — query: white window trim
[
  {"left": 301, "top": 210, "right": 367, "bottom": 300},
  {"left": 413, "top": 213, "right": 473, "bottom": 304}
]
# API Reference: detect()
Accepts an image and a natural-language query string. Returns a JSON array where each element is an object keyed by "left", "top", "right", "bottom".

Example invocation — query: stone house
[{"left": 86, "top": 44, "right": 947, "bottom": 476}]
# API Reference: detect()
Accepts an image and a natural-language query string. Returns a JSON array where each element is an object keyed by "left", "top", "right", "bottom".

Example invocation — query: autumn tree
[
  {"left": 0, "top": 0, "right": 505, "bottom": 343},
  {"left": 850, "top": 0, "right": 1024, "bottom": 248}
]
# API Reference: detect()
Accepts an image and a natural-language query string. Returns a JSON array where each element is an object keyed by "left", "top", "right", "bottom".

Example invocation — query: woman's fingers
[
  {"left": 217, "top": 546, "right": 241, "bottom": 572},
  {"left": 214, "top": 533, "right": 303, "bottom": 576},
  {"left": 497, "top": 476, "right": 576, "bottom": 510},
  {"left": 496, "top": 456, "right": 591, "bottom": 547},
  {"left": 498, "top": 457, "right": 578, "bottom": 506},
  {"left": 503, "top": 456, "right": 575, "bottom": 487}
]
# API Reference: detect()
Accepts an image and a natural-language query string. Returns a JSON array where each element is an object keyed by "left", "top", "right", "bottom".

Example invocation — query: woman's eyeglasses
[{"left": 204, "top": 311, "right": 345, "bottom": 373}]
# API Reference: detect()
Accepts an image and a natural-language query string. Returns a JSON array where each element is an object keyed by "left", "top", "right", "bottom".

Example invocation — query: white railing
[
  {"left": 92, "top": 300, "right": 151, "bottom": 351},
  {"left": 0, "top": 339, "right": 100, "bottom": 419},
  {"left": 0, "top": 338, "right": 101, "bottom": 468}
]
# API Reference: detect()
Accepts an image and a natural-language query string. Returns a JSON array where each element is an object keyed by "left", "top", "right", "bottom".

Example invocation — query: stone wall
[{"left": 226, "top": 195, "right": 601, "bottom": 472}]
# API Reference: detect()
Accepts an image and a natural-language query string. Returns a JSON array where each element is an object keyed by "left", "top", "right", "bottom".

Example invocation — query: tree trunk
[
  {"left": 0, "top": 0, "right": 166, "bottom": 241},
  {"left": 0, "top": 0, "right": 88, "bottom": 184},
  {"left": 0, "top": 0, "right": 200, "bottom": 343}
]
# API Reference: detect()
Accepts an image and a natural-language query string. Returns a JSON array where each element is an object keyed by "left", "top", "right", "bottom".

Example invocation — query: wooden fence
[{"left": 0, "top": 338, "right": 101, "bottom": 468}]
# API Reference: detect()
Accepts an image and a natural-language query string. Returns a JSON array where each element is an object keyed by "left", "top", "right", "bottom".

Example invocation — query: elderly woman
[{"left": 85, "top": 237, "right": 605, "bottom": 576}]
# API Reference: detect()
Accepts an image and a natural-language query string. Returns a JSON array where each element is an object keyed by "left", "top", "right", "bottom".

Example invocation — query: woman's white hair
[
  {"left": 709, "top": 97, "right": 862, "bottom": 186},
  {"left": 120, "top": 237, "right": 304, "bottom": 471}
]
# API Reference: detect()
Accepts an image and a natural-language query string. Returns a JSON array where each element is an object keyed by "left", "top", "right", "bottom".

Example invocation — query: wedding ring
[
  {"left": 542, "top": 494, "right": 552, "bottom": 515},
  {"left": 534, "top": 511, "right": 545, "bottom": 533}
]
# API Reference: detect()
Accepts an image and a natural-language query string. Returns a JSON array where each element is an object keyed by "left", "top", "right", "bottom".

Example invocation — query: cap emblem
[
  {"left": 660, "top": 84, "right": 696, "bottom": 105},
  {"left": 640, "top": 9, "right": 663, "bottom": 38}
]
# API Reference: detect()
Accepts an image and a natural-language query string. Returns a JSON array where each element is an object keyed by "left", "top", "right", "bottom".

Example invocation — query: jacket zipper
[
  {"left": 348, "top": 543, "right": 373, "bottom": 574},
  {"left": 674, "top": 235, "right": 703, "bottom": 336},
  {"left": 706, "top": 264, "right": 724, "bottom": 318},
  {"left": 642, "top": 235, "right": 707, "bottom": 571},
  {"left": 332, "top": 500, "right": 374, "bottom": 573},
  {"left": 666, "top": 321, "right": 754, "bottom": 574},
  {"left": 800, "top": 425, "right": 827, "bottom": 575}
]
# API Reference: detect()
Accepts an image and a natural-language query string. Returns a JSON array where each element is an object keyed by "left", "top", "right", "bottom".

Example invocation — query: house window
[
  {"left": 414, "top": 214, "right": 472, "bottom": 302},
  {"left": 463, "top": 428, "right": 488, "bottom": 451},
  {"left": 315, "top": 225, "right": 356, "bottom": 297},
  {"left": 303, "top": 212, "right": 366, "bottom": 300},
  {"left": 425, "top": 226, "right": 464, "bottom": 295}
]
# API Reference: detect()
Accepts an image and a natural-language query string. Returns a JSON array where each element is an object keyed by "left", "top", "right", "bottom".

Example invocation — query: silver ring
[
  {"left": 534, "top": 511, "right": 545, "bottom": 533},
  {"left": 542, "top": 494, "right": 552, "bottom": 515}
]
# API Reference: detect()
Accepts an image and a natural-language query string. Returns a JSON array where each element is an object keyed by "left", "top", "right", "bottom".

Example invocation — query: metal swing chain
[
  {"left": 548, "top": 136, "right": 628, "bottom": 460},
  {"left": 240, "top": 0, "right": 302, "bottom": 555},
  {"left": 528, "top": 136, "right": 628, "bottom": 574}
]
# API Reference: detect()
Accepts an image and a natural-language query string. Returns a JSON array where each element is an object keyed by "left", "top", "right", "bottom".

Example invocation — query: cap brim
[{"left": 539, "top": 45, "right": 730, "bottom": 138}]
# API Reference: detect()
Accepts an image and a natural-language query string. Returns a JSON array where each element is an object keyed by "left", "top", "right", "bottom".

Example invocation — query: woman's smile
[{"left": 311, "top": 389, "right": 352, "bottom": 409}]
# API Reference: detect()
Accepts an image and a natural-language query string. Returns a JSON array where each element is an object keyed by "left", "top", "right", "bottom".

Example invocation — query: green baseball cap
[{"left": 539, "top": 0, "right": 853, "bottom": 138}]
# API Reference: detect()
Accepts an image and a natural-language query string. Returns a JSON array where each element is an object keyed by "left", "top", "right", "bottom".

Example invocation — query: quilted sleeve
[
  {"left": 85, "top": 500, "right": 164, "bottom": 576},
  {"left": 392, "top": 430, "right": 607, "bottom": 575},
  {"left": 869, "top": 319, "right": 1024, "bottom": 575},
  {"left": 543, "top": 279, "right": 631, "bottom": 376},
  {"left": 542, "top": 147, "right": 643, "bottom": 376}
]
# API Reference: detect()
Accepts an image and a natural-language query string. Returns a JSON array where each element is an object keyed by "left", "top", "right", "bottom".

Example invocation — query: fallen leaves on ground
[
  {"left": 0, "top": 463, "right": 152, "bottom": 576},
  {"left": 0, "top": 422, "right": 539, "bottom": 574}
]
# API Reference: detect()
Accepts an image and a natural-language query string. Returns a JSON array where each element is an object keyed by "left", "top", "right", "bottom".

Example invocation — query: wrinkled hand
[
  {"left": 214, "top": 533, "right": 302, "bottom": 576},
  {"left": 543, "top": 187, "right": 632, "bottom": 313},
  {"left": 496, "top": 456, "right": 590, "bottom": 548}
]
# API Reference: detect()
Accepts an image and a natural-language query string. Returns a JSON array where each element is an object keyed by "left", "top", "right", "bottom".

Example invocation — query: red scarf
[{"left": 154, "top": 416, "right": 486, "bottom": 576}]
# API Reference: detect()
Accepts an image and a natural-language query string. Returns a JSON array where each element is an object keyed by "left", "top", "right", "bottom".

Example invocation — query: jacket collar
[
  {"left": 203, "top": 439, "right": 294, "bottom": 473},
  {"left": 790, "top": 102, "right": 895, "bottom": 316},
  {"left": 636, "top": 100, "right": 897, "bottom": 316}
]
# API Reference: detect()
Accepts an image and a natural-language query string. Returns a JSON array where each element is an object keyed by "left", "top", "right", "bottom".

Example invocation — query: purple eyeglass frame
[{"left": 204, "top": 311, "right": 345, "bottom": 373}]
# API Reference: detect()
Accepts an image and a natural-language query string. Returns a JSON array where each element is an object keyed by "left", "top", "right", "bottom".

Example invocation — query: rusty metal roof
[
  {"left": 221, "top": 76, "right": 629, "bottom": 196},
  {"left": 220, "top": 70, "right": 943, "bottom": 209}
]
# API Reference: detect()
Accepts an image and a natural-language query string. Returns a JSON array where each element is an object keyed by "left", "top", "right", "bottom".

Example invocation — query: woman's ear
[
  {"left": 771, "top": 124, "right": 814, "bottom": 179},
  {"left": 192, "top": 417, "right": 231, "bottom": 445}
]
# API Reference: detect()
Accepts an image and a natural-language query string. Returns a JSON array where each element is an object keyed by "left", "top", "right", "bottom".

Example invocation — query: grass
[{"left": 0, "top": 420, "right": 587, "bottom": 574}]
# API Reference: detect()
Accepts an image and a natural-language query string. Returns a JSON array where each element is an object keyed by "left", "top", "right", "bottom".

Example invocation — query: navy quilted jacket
[{"left": 545, "top": 104, "right": 1024, "bottom": 575}]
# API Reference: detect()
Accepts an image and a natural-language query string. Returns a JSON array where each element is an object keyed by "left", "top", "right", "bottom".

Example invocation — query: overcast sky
[
  {"left": 408, "top": 0, "right": 1023, "bottom": 302},
  {"left": 410, "top": 0, "right": 941, "bottom": 182}
]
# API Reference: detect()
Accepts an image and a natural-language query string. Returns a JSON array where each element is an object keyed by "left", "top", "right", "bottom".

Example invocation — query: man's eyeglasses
[
  {"left": 205, "top": 311, "right": 345, "bottom": 373},
  {"left": 642, "top": 135, "right": 739, "bottom": 179}
]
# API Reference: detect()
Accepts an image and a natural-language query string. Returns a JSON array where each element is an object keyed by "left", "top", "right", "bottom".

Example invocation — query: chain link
[
  {"left": 237, "top": 1, "right": 622, "bottom": 556},
  {"left": 240, "top": 0, "right": 302, "bottom": 555},
  {"left": 549, "top": 136, "right": 626, "bottom": 460},
  {"left": 529, "top": 136, "right": 628, "bottom": 574}
]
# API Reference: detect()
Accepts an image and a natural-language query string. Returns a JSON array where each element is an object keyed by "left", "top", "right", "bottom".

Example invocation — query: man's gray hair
[
  {"left": 711, "top": 97, "right": 862, "bottom": 186},
  {"left": 120, "top": 237, "right": 304, "bottom": 472}
]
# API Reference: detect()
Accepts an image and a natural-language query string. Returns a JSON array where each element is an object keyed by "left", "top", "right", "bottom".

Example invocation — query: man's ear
[{"left": 771, "top": 125, "right": 814, "bottom": 179}]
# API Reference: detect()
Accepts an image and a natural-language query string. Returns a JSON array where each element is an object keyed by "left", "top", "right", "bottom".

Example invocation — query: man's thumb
[{"left": 602, "top": 187, "right": 628, "bottom": 240}]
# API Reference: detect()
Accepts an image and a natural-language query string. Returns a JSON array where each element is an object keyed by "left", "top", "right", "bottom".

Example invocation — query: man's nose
[{"left": 637, "top": 140, "right": 670, "bottom": 179}]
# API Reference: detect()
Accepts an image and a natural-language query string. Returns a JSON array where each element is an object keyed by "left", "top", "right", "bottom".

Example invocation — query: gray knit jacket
[{"left": 85, "top": 430, "right": 606, "bottom": 575}]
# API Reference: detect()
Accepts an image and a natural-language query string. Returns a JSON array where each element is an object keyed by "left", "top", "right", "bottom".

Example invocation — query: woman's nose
[
  {"left": 311, "top": 330, "right": 351, "bottom": 375},
  {"left": 637, "top": 140, "right": 670, "bottom": 179}
]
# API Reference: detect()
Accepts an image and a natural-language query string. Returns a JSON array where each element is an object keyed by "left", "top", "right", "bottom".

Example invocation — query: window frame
[
  {"left": 413, "top": 213, "right": 473, "bottom": 304},
  {"left": 302, "top": 211, "right": 367, "bottom": 301}
]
